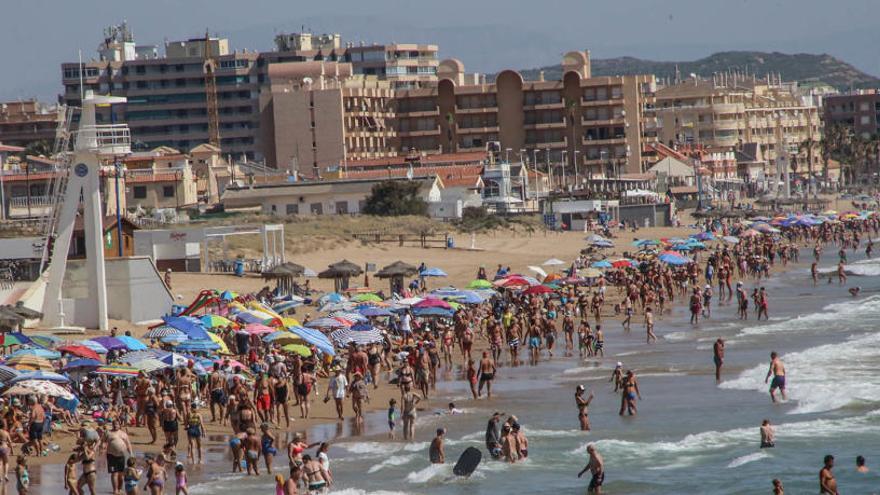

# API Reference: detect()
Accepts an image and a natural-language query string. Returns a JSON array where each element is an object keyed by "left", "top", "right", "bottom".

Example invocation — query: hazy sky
[{"left": 2, "top": 0, "right": 879, "bottom": 101}]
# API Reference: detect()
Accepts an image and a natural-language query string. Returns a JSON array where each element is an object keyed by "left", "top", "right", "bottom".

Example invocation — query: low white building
[{"left": 221, "top": 176, "right": 443, "bottom": 217}]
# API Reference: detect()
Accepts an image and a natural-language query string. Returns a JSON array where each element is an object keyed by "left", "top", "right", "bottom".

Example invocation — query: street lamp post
[
  {"left": 574, "top": 150, "right": 581, "bottom": 187},
  {"left": 561, "top": 150, "right": 568, "bottom": 189},
  {"left": 545, "top": 148, "right": 552, "bottom": 191}
]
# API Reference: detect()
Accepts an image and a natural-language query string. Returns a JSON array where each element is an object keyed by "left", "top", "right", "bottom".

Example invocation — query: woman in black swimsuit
[
  {"left": 77, "top": 443, "right": 97, "bottom": 495},
  {"left": 160, "top": 401, "right": 179, "bottom": 448},
  {"left": 274, "top": 378, "right": 290, "bottom": 428}
]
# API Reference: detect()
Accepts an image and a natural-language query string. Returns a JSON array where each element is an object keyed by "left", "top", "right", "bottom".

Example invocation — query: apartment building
[
  {"left": 60, "top": 25, "right": 438, "bottom": 163},
  {"left": 0, "top": 100, "right": 63, "bottom": 149},
  {"left": 654, "top": 77, "right": 822, "bottom": 172},
  {"left": 263, "top": 51, "right": 657, "bottom": 179},
  {"left": 823, "top": 90, "right": 880, "bottom": 138},
  {"left": 396, "top": 52, "right": 657, "bottom": 178},
  {"left": 263, "top": 61, "right": 397, "bottom": 175}
]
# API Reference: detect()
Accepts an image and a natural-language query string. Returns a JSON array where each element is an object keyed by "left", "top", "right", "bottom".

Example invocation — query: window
[
  {"left": 286, "top": 204, "right": 299, "bottom": 215},
  {"left": 133, "top": 186, "right": 147, "bottom": 199},
  {"left": 336, "top": 201, "right": 349, "bottom": 214},
  {"left": 162, "top": 186, "right": 175, "bottom": 198},
  {"left": 860, "top": 115, "right": 871, "bottom": 125},
  {"left": 310, "top": 203, "right": 323, "bottom": 215}
]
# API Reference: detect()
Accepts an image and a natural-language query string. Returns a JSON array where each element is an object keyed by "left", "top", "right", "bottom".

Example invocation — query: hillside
[{"left": 503, "top": 51, "right": 880, "bottom": 90}]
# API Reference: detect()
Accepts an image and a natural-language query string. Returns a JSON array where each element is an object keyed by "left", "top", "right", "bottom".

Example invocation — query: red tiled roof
[
  {"left": 123, "top": 154, "right": 186, "bottom": 164},
  {"left": 0, "top": 144, "right": 25, "bottom": 153},
  {"left": 125, "top": 173, "right": 182, "bottom": 184},
  {"left": 0, "top": 172, "right": 59, "bottom": 182}
]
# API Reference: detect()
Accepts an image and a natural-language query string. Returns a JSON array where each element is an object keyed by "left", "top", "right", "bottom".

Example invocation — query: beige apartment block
[{"left": 655, "top": 77, "right": 822, "bottom": 172}]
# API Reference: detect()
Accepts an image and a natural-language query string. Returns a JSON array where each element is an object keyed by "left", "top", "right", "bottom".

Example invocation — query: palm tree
[{"left": 798, "top": 135, "right": 817, "bottom": 196}]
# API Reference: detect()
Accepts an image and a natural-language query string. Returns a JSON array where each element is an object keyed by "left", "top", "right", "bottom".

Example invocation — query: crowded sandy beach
[{"left": 0, "top": 202, "right": 878, "bottom": 494}]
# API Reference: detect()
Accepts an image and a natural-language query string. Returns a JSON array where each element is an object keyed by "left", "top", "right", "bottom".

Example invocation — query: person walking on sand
[
  {"left": 575, "top": 385, "right": 595, "bottom": 431},
  {"left": 577, "top": 444, "right": 605, "bottom": 494},
  {"left": 765, "top": 351, "right": 787, "bottom": 403},
  {"left": 644, "top": 307, "right": 656, "bottom": 344},
  {"left": 713, "top": 338, "right": 725, "bottom": 382}
]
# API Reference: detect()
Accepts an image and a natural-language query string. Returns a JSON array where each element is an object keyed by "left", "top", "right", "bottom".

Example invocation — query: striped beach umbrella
[
  {"left": 144, "top": 326, "right": 185, "bottom": 339},
  {"left": 5, "top": 354, "right": 54, "bottom": 371},
  {"left": 94, "top": 365, "right": 141, "bottom": 377},
  {"left": 0, "top": 365, "right": 21, "bottom": 381},
  {"left": 9, "top": 370, "right": 70, "bottom": 384}
]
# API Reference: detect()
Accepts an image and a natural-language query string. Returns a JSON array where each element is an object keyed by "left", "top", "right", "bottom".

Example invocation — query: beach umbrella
[
  {"left": 414, "top": 298, "right": 452, "bottom": 310},
  {"left": 753, "top": 223, "right": 780, "bottom": 233},
  {"left": 4, "top": 355, "right": 54, "bottom": 370},
  {"left": 659, "top": 253, "right": 689, "bottom": 266},
  {"left": 419, "top": 267, "right": 447, "bottom": 277},
  {"left": 280, "top": 344, "right": 312, "bottom": 357},
  {"left": 119, "top": 350, "right": 162, "bottom": 363},
  {"left": 317, "top": 293, "right": 347, "bottom": 306},
  {"left": 412, "top": 306, "right": 455, "bottom": 317},
  {"left": 272, "top": 300, "right": 303, "bottom": 313},
  {"left": 590, "top": 240, "right": 615, "bottom": 248},
  {"left": 0, "top": 333, "right": 32, "bottom": 347},
  {"left": 199, "top": 315, "right": 234, "bottom": 328},
  {"left": 358, "top": 307, "right": 394, "bottom": 317},
  {"left": 722, "top": 236, "right": 740, "bottom": 244},
  {"left": 542, "top": 258, "right": 566, "bottom": 266},
  {"left": 144, "top": 326, "right": 186, "bottom": 339},
  {"left": 351, "top": 293, "right": 383, "bottom": 303},
  {"left": 160, "top": 333, "right": 188, "bottom": 344},
  {"left": 162, "top": 316, "right": 210, "bottom": 341},
  {"left": 117, "top": 336, "right": 148, "bottom": 351},
  {"left": 288, "top": 326, "right": 335, "bottom": 356},
  {"left": 466, "top": 279, "right": 493, "bottom": 290},
  {"left": 591, "top": 260, "right": 613, "bottom": 269},
  {"left": 132, "top": 358, "right": 168, "bottom": 374},
  {"left": 740, "top": 229, "right": 761, "bottom": 238},
  {"left": 330, "top": 326, "right": 384, "bottom": 346},
  {"left": 8, "top": 348, "right": 61, "bottom": 360},
  {"left": 9, "top": 370, "right": 69, "bottom": 385},
  {"left": 493, "top": 275, "right": 531, "bottom": 288},
  {"left": 244, "top": 323, "right": 275, "bottom": 335},
  {"left": 94, "top": 365, "right": 141, "bottom": 377},
  {"left": 263, "top": 332, "right": 301, "bottom": 345},
  {"left": 275, "top": 316, "right": 299, "bottom": 327},
  {"left": 174, "top": 340, "right": 220, "bottom": 353},
  {"left": 306, "top": 317, "right": 350, "bottom": 329},
  {"left": 62, "top": 358, "right": 102, "bottom": 372},
  {"left": 76, "top": 340, "right": 107, "bottom": 355},
  {"left": 633, "top": 239, "right": 660, "bottom": 247},
  {"left": 329, "top": 311, "right": 369, "bottom": 324},
  {"left": 580, "top": 268, "right": 603, "bottom": 278},
  {"left": 220, "top": 290, "right": 237, "bottom": 302},
  {"left": 612, "top": 259, "right": 636, "bottom": 269},
  {"left": 159, "top": 353, "right": 190, "bottom": 368},
  {"left": 691, "top": 232, "right": 715, "bottom": 241},
  {"left": 544, "top": 273, "right": 565, "bottom": 283},
  {"left": 0, "top": 365, "right": 20, "bottom": 381},
  {"left": 29, "top": 335, "right": 60, "bottom": 348},
  {"left": 4, "top": 380, "right": 73, "bottom": 399},
  {"left": 440, "top": 290, "right": 486, "bottom": 305},
  {"left": 523, "top": 285, "right": 554, "bottom": 295},
  {"left": 57, "top": 345, "right": 101, "bottom": 361},
  {"left": 86, "top": 337, "right": 127, "bottom": 353},
  {"left": 671, "top": 244, "right": 693, "bottom": 251},
  {"left": 204, "top": 333, "right": 230, "bottom": 354}
]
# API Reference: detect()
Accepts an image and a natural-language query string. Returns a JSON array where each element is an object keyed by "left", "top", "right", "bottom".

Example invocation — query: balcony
[
  {"left": 74, "top": 124, "right": 131, "bottom": 154},
  {"left": 396, "top": 106, "right": 439, "bottom": 117},
  {"left": 524, "top": 117, "right": 567, "bottom": 130},
  {"left": 397, "top": 126, "right": 441, "bottom": 137},
  {"left": 456, "top": 124, "right": 500, "bottom": 134},
  {"left": 455, "top": 104, "right": 498, "bottom": 114},
  {"left": 581, "top": 94, "right": 624, "bottom": 107},
  {"left": 582, "top": 135, "right": 627, "bottom": 146},
  {"left": 525, "top": 137, "right": 567, "bottom": 149},
  {"left": 581, "top": 116, "right": 625, "bottom": 127},
  {"left": 523, "top": 101, "right": 564, "bottom": 111}
]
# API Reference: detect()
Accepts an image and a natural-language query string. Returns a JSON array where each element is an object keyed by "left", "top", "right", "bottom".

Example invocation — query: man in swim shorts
[
  {"left": 578, "top": 444, "right": 605, "bottom": 494},
  {"left": 764, "top": 351, "right": 787, "bottom": 402}
]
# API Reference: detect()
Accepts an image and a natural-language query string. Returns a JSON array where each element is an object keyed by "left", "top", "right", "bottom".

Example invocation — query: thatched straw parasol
[
  {"left": 375, "top": 261, "right": 419, "bottom": 296},
  {"left": 318, "top": 260, "right": 364, "bottom": 292}
]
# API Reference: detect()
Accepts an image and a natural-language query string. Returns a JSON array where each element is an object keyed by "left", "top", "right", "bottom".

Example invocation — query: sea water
[{"left": 38, "top": 249, "right": 880, "bottom": 494}]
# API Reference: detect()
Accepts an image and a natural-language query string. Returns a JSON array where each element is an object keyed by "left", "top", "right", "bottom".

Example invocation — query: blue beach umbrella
[{"left": 591, "top": 260, "right": 613, "bottom": 269}]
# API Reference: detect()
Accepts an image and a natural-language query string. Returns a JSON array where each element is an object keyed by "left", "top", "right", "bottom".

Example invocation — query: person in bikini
[{"left": 575, "top": 385, "right": 595, "bottom": 431}]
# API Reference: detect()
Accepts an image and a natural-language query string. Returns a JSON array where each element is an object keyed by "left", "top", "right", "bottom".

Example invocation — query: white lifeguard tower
[{"left": 40, "top": 91, "right": 131, "bottom": 331}]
